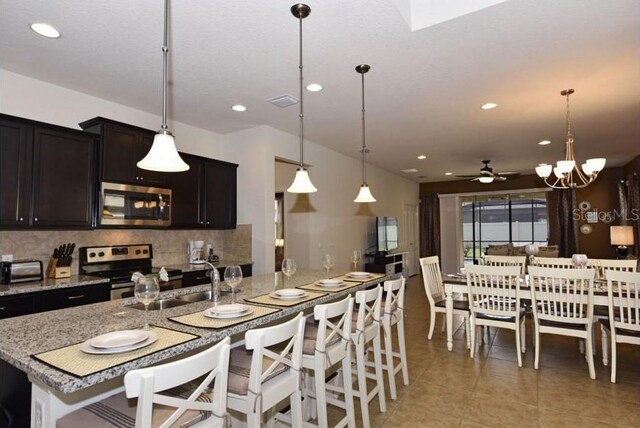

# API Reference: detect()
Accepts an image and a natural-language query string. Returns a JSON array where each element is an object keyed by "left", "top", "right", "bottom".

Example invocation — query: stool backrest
[
  {"left": 313, "top": 294, "right": 354, "bottom": 353},
  {"left": 383, "top": 277, "right": 406, "bottom": 324},
  {"left": 354, "top": 285, "right": 383, "bottom": 343}
]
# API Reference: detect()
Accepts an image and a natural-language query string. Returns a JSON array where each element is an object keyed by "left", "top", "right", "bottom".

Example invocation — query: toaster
[{"left": 0, "top": 260, "right": 44, "bottom": 284}]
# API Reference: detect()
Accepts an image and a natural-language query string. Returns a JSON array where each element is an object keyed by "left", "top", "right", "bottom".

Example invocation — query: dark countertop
[
  {"left": 164, "top": 259, "right": 253, "bottom": 273},
  {"left": 0, "top": 275, "right": 110, "bottom": 297}
]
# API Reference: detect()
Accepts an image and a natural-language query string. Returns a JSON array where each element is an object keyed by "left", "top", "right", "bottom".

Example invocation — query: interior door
[{"left": 402, "top": 203, "right": 419, "bottom": 277}]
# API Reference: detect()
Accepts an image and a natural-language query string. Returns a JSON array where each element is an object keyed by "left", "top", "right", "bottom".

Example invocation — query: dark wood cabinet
[
  {"left": 80, "top": 117, "right": 166, "bottom": 186},
  {"left": 0, "top": 293, "right": 37, "bottom": 319},
  {"left": 0, "top": 114, "right": 96, "bottom": 229},
  {"left": 40, "top": 283, "right": 110, "bottom": 312},
  {"left": 168, "top": 153, "right": 237, "bottom": 229},
  {"left": 182, "top": 264, "right": 252, "bottom": 288}
]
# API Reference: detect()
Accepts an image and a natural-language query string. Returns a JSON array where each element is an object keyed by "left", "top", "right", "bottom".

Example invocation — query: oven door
[
  {"left": 101, "top": 182, "right": 171, "bottom": 227},
  {"left": 111, "top": 277, "right": 182, "bottom": 300}
]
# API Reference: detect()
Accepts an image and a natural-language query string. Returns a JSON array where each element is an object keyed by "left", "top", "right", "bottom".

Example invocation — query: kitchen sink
[
  {"left": 127, "top": 298, "right": 190, "bottom": 311},
  {"left": 175, "top": 290, "right": 213, "bottom": 303}
]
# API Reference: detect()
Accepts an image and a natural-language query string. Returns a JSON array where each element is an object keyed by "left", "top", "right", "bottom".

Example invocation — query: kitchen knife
[{"left": 68, "top": 243, "right": 75, "bottom": 266}]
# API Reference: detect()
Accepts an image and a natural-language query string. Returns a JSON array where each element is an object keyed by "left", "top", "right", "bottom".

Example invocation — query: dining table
[
  {"left": 0, "top": 269, "right": 388, "bottom": 428},
  {"left": 443, "top": 274, "right": 611, "bottom": 351}
]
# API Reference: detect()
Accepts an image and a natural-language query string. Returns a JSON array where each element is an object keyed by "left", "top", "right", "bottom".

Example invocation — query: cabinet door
[
  {"left": 168, "top": 154, "right": 205, "bottom": 228},
  {"left": 31, "top": 127, "right": 96, "bottom": 228},
  {"left": 136, "top": 132, "right": 167, "bottom": 186},
  {"left": 0, "top": 293, "right": 37, "bottom": 319},
  {"left": 0, "top": 119, "right": 32, "bottom": 227},
  {"left": 102, "top": 123, "right": 138, "bottom": 183},
  {"left": 41, "top": 283, "right": 110, "bottom": 311},
  {"left": 204, "top": 162, "right": 237, "bottom": 229}
]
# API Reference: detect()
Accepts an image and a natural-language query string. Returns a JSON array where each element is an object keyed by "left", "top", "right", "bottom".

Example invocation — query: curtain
[
  {"left": 548, "top": 189, "right": 579, "bottom": 257},
  {"left": 419, "top": 193, "right": 440, "bottom": 258},
  {"left": 626, "top": 172, "right": 640, "bottom": 257}
]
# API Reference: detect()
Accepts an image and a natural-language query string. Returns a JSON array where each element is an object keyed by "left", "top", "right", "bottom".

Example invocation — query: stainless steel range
[{"left": 78, "top": 244, "right": 182, "bottom": 299}]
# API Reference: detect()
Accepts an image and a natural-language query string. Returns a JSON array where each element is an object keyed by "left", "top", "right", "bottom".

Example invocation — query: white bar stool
[{"left": 381, "top": 277, "right": 409, "bottom": 400}]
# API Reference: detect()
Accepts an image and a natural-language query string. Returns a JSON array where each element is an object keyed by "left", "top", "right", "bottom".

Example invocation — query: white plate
[
  {"left": 204, "top": 306, "right": 253, "bottom": 319},
  {"left": 81, "top": 331, "right": 158, "bottom": 355},
  {"left": 269, "top": 291, "right": 307, "bottom": 300},
  {"left": 275, "top": 288, "right": 305, "bottom": 298},
  {"left": 347, "top": 272, "right": 372, "bottom": 278},
  {"left": 209, "top": 304, "right": 250, "bottom": 315},
  {"left": 315, "top": 279, "right": 345, "bottom": 288},
  {"left": 89, "top": 330, "right": 149, "bottom": 349}
]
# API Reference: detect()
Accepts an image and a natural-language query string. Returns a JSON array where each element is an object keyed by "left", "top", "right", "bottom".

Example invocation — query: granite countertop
[
  {"left": 0, "top": 270, "right": 388, "bottom": 394},
  {"left": 0, "top": 275, "right": 109, "bottom": 297},
  {"left": 164, "top": 259, "right": 254, "bottom": 272}
]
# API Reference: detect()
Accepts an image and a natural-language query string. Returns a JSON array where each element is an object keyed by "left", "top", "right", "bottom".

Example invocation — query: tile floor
[{"left": 327, "top": 274, "right": 640, "bottom": 427}]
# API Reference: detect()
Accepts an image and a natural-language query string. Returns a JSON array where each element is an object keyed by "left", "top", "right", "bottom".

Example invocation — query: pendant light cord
[
  {"left": 361, "top": 70, "right": 367, "bottom": 185},
  {"left": 161, "top": 0, "right": 169, "bottom": 131},
  {"left": 298, "top": 14, "right": 304, "bottom": 168}
]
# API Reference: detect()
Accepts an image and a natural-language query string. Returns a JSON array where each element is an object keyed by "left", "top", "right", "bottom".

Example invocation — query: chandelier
[{"left": 535, "top": 89, "right": 605, "bottom": 189}]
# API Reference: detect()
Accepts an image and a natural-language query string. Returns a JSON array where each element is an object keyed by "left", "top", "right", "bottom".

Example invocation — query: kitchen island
[{"left": 0, "top": 269, "right": 388, "bottom": 427}]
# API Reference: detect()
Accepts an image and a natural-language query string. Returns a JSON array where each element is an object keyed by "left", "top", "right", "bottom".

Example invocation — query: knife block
[{"left": 46, "top": 258, "right": 71, "bottom": 279}]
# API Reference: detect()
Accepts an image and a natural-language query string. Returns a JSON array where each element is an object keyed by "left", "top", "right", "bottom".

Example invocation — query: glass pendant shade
[
  {"left": 535, "top": 164, "right": 552, "bottom": 178},
  {"left": 478, "top": 176, "right": 494, "bottom": 184},
  {"left": 586, "top": 158, "right": 606, "bottom": 172},
  {"left": 354, "top": 184, "right": 376, "bottom": 203},
  {"left": 137, "top": 132, "right": 189, "bottom": 172},
  {"left": 287, "top": 168, "right": 318, "bottom": 193},
  {"left": 556, "top": 160, "right": 575, "bottom": 174}
]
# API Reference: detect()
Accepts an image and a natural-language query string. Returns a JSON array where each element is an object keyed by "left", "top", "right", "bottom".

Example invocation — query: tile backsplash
[{"left": 0, "top": 224, "right": 252, "bottom": 272}]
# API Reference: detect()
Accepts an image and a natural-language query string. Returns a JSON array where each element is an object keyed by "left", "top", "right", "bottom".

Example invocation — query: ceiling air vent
[{"left": 269, "top": 95, "right": 299, "bottom": 108}]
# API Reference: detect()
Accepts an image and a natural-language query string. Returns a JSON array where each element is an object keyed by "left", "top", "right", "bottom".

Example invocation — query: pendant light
[
  {"left": 137, "top": 0, "right": 189, "bottom": 172},
  {"left": 535, "top": 89, "right": 605, "bottom": 188},
  {"left": 287, "top": 3, "right": 317, "bottom": 193},
  {"left": 354, "top": 64, "right": 376, "bottom": 203}
]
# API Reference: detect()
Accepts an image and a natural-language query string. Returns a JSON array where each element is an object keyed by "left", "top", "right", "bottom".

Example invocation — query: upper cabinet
[
  {"left": 79, "top": 117, "right": 166, "bottom": 186},
  {"left": 167, "top": 153, "right": 237, "bottom": 229},
  {"left": 0, "top": 115, "right": 97, "bottom": 229}
]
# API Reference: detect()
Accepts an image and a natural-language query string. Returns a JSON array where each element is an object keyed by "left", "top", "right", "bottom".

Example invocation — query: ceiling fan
[{"left": 456, "top": 160, "right": 520, "bottom": 183}]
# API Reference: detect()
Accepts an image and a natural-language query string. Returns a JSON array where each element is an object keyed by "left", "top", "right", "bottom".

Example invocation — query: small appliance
[
  {"left": 188, "top": 240, "right": 206, "bottom": 264},
  {"left": 0, "top": 260, "right": 44, "bottom": 284},
  {"left": 100, "top": 182, "right": 171, "bottom": 227}
]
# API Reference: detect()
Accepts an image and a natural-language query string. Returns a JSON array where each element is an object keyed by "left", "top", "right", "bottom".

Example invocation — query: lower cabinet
[
  {"left": 0, "top": 293, "right": 37, "bottom": 319},
  {"left": 182, "top": 265, "right": 253, "bottom": 288}
]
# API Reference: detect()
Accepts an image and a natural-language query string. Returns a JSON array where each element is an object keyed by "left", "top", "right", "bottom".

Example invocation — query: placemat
[
  {"left": 32, "top": 326, "right": 199, "bottom": 378},
  {"left": 298, "top": 280, "right": 363, "bottom": 293},
  {"left": 244, "top": 290, "right": 327, "bottom": 307},
  {"left": 169, "top": 304, "right": 280, "bottom": 329},
  {"left": 332, "top": 272, "right": 386, "bottom": 283}
]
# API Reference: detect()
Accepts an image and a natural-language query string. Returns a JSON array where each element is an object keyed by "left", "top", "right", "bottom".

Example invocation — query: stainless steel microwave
[{"left": 100, "top": 182, "right": 171, "bottom": 227}]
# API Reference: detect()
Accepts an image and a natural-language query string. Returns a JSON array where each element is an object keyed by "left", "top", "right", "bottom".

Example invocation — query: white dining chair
[
  {"left": 419, "top": 256, "right": 471, "bottom": 348},
  {"left": 351, "top": 285, "right": 386, "bottom": 428},
  {"left": 588, "top": 258, "right": 637, "bottom": 276},
  {"left": 381, "top": 277, "right": 409, "bottom": 400},
  {"left": 57, "top": 337, "right": 231, "bottom": 428},
  {"left": 600, "top": 270, "right": 640, "bottom": 383},
  {"left": 482, "top": 255, "right": 527, "bottom": 276},
  {"left": 528, "top": 266, "right": 597, "bottom": 379},
  {"left": 298, "top": 294, "right": 356, "bottom": 428},
  {"left": 227, "top": 313, "right": 305, "bottom": 427},
  {"left": 530, "top": 257, "right": 576, "bottom": 269},
  {"left": 465, "top": 265, "right": 526, "bottom": 366}
]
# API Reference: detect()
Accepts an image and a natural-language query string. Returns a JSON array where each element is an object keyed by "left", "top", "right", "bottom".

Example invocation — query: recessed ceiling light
[
  {"left": 306, "top": 83, "right": 323, "bottom": 92},
  {"left": 445, "top": 172, "right": 453, "bottom": 176},
  {"left": 30, "top": 22, "right": 61, "bottom": 39},
  {"left": 538, "top": 140, "right": 551, "bottom": 145},
  {"left": 401, "top": 168, "right": 418, "bottom": 173},
  {"left": 480, "top": 102, "right": 498, "bottom": 110},
  {"left": 231, "top": 104, "right": 247, "bottom": 112},
  {"left": 417, "top": 155, "right": 427, "bottom": 160}
]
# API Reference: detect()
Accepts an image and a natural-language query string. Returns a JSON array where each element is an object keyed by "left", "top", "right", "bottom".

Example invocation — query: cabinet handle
[{"left": 67, "top": 295, "right": 85, "bottom": 300}]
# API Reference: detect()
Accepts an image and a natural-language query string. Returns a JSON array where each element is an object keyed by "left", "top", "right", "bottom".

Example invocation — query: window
[{"left": 462, "top": 192, "right": 548, "bottom": 265}]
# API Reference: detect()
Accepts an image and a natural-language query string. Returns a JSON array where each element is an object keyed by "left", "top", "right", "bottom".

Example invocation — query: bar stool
[
  {"left": 57, "top": 337, "right": 231, "bottom": 428},
  {"left": 381, "top": 277, "right": 409, "bottom": 400},
  {"left": 351, "top": 285, "right": 386, "bottom": 428},
  {"left": 226, "top": 313, "right": 305, "bottom": 427}
]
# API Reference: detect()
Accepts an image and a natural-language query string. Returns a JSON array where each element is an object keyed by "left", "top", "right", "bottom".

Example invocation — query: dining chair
[
  {"left": 226, "top": 313, "right": 305, "bottom": 427},
  {"left": 297, "top": 294, "right": 356, "bottom": 428},
  {"left": 381, "top": 277, "right": 409, "bottom": 400},
  {"left": 528, "top": 266, "right": 597, "bottom": 379},
  {"left": 530, "top": 257, "right": 576, "bottom": 269},
  {"left": 482, "top": 255, "right": 527, "bottom": 276},
  {"left": 420, "top": 256, "right": 471, "bottom": 348},
  {"left": 465, "top": 265, "right": 526, "bottom": 366},
  {"left": 57, "top": 337, "right": 231, "bottom": 428},
  {"left": 600, "top": 270, "right": 640, "bottom": 383},
  {"left": 588, "top": 258, "right": 637, "bottom": 276},
  {"left": 351, "top": 285, "right": 386, "bottom": 428}
]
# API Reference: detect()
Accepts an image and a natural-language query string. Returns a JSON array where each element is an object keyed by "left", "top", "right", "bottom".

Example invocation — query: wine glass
[
  {"left": 282, "top": 258, "right": 297, "bottom": 286},
  {"left": 350, "top": 250, "right": 362, "bottom": 272},
  {"left": 224, "top": 265, "right": 243, "bottom": 304},
  {"left": 134, "top": 274, "right": 160, "bottom": 330},
  {"left": 322, "top": 254, "right": 335, "bottom": 278}
]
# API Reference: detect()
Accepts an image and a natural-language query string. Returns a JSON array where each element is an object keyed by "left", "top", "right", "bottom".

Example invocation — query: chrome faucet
[{"left": 204, "top": 261, "right": 220, "bottom": 304}]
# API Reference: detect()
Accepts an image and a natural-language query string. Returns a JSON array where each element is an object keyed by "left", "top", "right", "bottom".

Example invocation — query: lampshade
[
  {"left": 478, "top": 176, "right": 494, "bottom": 184},
  {"left": 610, "top": 225, "right": 634, "bottom": 246},
  {"left": 287, "top": 168, "right": 318, "bottom": 193},
  {"left": 556, "top": 160, "right": 575, "bottom": 174},
  {"left": 586, "top": 158, "right": 606, "bottom": 172},
  {"left": 137, "top": 132, "right": 189, "bottom": 172},
  {"left": 535, "top": 164, "right": 552, "bottom": 178},
  {"left": 354, "top": 185, "right": 376, "bottom": 203}
]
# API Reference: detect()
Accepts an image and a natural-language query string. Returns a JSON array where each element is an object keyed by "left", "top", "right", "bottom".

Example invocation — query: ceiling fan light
[
  {"left": 478, "top": 176, "right": 494, "bottom": 184},
  {"left": 287, "top": 168, "right": 317, "bottom": 193},
  {"left": 553, "top": 167, "right": 565, "bottom": 179},
  {"left": 556, "top": 160, "right": 575, "bottom": 174},
  {"left": 354, "top": 184, "right": 376, "bottom": 203},
  {"left": 586, "top": 158, "right": 606, "bottom": 173},
  {"left": 137, "top": 132, "right": 189, "bottom": 172},
  {"left": 535, "top": 164, "right": 552, "bottom": 178}
]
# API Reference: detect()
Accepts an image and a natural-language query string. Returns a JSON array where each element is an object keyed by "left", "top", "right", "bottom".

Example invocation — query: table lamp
[{"left": 610, "top": 225, "right": 634, "bottom": 259}]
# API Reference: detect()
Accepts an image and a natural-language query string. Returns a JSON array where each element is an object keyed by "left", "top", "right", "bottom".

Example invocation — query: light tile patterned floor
[{"left": 327, "top": 275, "right": 640, "bottom": 427}]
